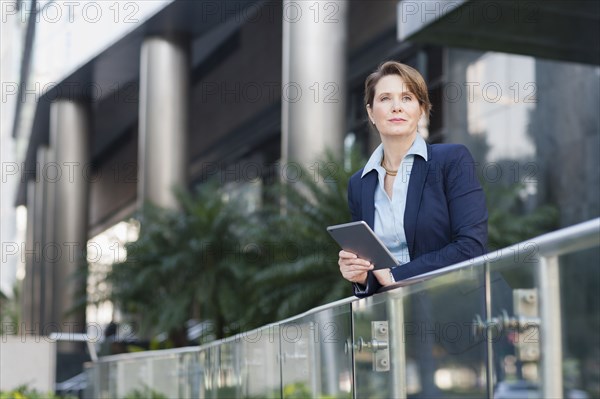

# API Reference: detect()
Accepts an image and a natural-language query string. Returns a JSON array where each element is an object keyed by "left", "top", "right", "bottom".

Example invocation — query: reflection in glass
[
  {"left": 353, "top": 294, "right": 391, "bottom": 399},
  {"left": 280, "top": 305, "right": 353, "bottom": 399},
  {"left": 489, "top": 256, "right": 540, "bottom": 397},
  {"left": 559, "top": 247, "right": 600, "bottom": 398},
  {"left": 239, "top": 325, "right": 280, "bottom": 398},
  {"left": 402, "top": 269, "right": 487, "bottom": 399}
]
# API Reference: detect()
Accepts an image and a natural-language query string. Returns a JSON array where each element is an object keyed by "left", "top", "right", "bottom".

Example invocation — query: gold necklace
[{"left": 381, "top": 155, "right": 398, "bottom": 176}]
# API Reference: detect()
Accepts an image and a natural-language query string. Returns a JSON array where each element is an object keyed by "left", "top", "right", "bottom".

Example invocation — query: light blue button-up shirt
[{"left": 361, "top": 134, "right": 428, "bottom": 265}]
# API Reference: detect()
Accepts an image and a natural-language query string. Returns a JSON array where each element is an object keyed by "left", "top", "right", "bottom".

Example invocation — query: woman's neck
[{"left": 381, "top": 133, "right": 417, "bottom": 169}]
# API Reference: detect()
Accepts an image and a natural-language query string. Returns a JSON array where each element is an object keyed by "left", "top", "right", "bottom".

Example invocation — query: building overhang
[
  {"left": 16, "top": 0, "right": 264, "bottom": 206},
  {"left": 397, "top": 0, "right": 600, "bottom": 65}
]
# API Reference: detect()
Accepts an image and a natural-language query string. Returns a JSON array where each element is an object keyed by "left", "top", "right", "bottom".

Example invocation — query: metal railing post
[
  {"left": 537, "top": 255, "right": 563, "bottom": 398},
  {"left": 484, "top": 262, "right": 494, "bottom": 399},
  {"left": 388, "top": 292, "right": 407, "bottom": 399}
]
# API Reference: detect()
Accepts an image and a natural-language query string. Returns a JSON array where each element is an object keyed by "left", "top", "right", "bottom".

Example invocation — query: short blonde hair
[{"left": 364, "top": 61, "right": 432, "bottom": 121}]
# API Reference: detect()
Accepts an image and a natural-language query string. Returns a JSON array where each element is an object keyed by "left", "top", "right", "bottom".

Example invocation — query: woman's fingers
[
  {"left": 338, "top": 250, "right": 356, "bottom": 259},
  {"left": 338, "top": 259, "right": 373, "bottom": 272},
  {"left": 338, "top": 250, "right": 373, "bottom": 269},
  {"left": 338, "top": 251, "right": 374, "bottom": 284}
]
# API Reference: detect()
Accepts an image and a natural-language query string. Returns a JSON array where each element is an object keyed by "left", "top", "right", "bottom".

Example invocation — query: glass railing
[{"left": 84, "top": 218, "right": 600, "bottom": 399}]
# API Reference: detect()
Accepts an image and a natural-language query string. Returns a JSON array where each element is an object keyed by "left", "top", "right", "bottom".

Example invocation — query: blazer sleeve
[{"left": 391, "top": 145, "right": 488, "bottom": 281}]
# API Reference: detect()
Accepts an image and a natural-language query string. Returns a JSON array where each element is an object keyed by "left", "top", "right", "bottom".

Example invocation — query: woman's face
[{"left": 367, "top": 74, "right": 423, "bottom": 140}]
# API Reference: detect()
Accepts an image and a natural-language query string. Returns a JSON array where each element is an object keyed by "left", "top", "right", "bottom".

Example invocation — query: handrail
[
  {"left": 382, "top": 217, "right": 600, "bottom": 291},
  {"left": 92, "top": 296, "right": 360, "bottom": 364},
  {"left": 90, "top": 218, "right": 599, "bottom": 364},
  {"left": 85, "top": 218, "right": 600, "bottom": 399}
]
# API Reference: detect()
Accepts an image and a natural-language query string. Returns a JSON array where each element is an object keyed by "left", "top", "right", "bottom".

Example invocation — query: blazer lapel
[
  {"left": 404, "top": 146, "right": 431, "bottom": 258},
  {"left": 361, "top": 170, "right": 377, "bottom": 229}
]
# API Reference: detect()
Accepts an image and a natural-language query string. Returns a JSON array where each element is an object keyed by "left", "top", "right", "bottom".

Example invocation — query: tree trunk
[{"left": 169, "top": 326, "right": 188, "bottom": 347}]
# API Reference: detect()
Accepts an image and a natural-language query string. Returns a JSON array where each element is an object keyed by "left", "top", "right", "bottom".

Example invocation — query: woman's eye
[
  {"left": 380, "top": 96, "right": 389, "bottom": 101},
  {"left": 402, "top": 96, "right": 412, "bottom": 101}
]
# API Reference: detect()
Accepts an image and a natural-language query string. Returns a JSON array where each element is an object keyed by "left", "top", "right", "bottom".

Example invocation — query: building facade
[{"left": 5, "top": 0, "right": 599, "bottom": 383}]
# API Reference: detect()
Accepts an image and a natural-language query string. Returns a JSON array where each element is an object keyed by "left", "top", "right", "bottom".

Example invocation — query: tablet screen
[{"left": 327, "top": 221, "right": 400, "bottom": 269}]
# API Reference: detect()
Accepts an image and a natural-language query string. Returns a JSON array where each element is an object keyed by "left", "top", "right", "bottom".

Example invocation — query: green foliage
[
  {"left": 282, "top": 382, "right": 313, "bottom": 399},
  {"left": 0, "top": 385, "right": 76, "bottom": 399},
  {"left": 106, "top": 180, "right": 250, "bottom": 342},
  {"left": 484, "top": 182, "right": 559, "bottom": 250},
  {"left": 122, "top": 386, "right": 167, "bottom": 399},
  {"left": 101, "top": 151, "right": 364, "bottom": 345},
  {"left": 0, "top": 283, "right": 20, "bottom": 334},
  {"left": 281, "top": 382, "right": 349, "bottom": 399},
  {"left": 244, "top": 151, "right": 364, "bottom": 324}
]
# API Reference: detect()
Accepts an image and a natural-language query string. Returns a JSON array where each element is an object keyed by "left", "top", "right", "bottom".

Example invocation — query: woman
[{"left": 338, "top": 61, "right": 488, "bottom": 297}]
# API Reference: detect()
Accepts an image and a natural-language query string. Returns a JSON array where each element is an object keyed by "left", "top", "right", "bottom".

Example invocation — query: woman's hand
[{"left": 338, "top": 250, "right": 374, "bottom": 285}]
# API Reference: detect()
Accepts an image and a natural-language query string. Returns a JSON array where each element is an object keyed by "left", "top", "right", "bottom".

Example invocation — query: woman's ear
[{"left": 366, "top": 104, "right": 374, "bottom": 125}]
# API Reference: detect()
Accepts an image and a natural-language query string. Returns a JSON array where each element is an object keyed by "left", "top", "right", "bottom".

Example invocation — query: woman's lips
[{"left": 388, "top": 118, "right": 407, "bottom": 122}]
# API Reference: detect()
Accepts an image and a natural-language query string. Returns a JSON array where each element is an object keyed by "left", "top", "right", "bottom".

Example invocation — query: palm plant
[
  {"left": 243, "top": 150, "right": 365, "bottom": 324},
  {"left": 0, "top": 283, "right": 20, "bottom": 334},
  {"left": 107, "top": 181, "right": 250, "bottom": 344}
]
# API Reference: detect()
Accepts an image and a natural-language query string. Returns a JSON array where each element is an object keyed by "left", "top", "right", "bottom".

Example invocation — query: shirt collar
[{"left": 361, "top": 134, "right": 428, "bottom": 178}]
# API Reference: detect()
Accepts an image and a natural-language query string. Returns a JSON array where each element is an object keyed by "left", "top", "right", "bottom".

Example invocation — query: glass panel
[
  {"left": 314, "top": 306, "right": 353, "bottom": 399},
  {"left": 117, "top": 359, "right": 148, "bottom": 397},
  {"left": 199, "top": 348, "right": 216, "bottom": 399},
  {"left": 353, "top": 267, "right": 487, "bottom": 398},
  {"left": 214, "top": 341, "right": 241, "bottom": 398},
  {"left": 488, "top": 254, "right": 540, "bottom": 399},
  {"left": 108, "top": 361, "right": 118, "bottom": 399},
  {"left": 404, "top": 267, "right": 487, "bottom": 398},
  {"left": 151, "top": 355, "right": 180, "bottom": 397},
  {"left": 280, "top": 318, "right": 316, "bottom": 398},
  {"left": 239, "top": 325, "right": 281, "bottom": 398},
  {"left": 99, "top": 362, "right": 112, "bottom": 399},
  {"left": 84, "top": 363, "right": 105, "bottom": 399},
  {"left": 180, "top": 352, "right": 202, "bottom": 399},
  {"left": 280, "top": 304, "right": 353, "bottom": 399},
  {"left": 352, "top": 291, "right": 392, "bottom": 399},
  {"left": 559, "top": 246, "right": 600, "bottom": 398}
]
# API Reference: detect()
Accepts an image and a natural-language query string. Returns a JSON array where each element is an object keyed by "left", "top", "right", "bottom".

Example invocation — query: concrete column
[
  {"left": 42, "top": 145, "right": 57, "bottom": 329},
  {"left": 22, "top": 179, "right": 36, "bottom": 331},
  {"left": 281, "top": 0, "right": 347, "bottom": 167},
  {"left": 49, "top": 100, "right": 90, "bottom": 341},
  {"left": 138, "top": 36, "right": 189, "bottom": 209},
  {"left": 36, "top": 146, "right": 51, "bottom": 329},
  {"left": 30, "top": 157, "right": 45, "bottom": 333},
  {"left": 21, "top": 147, "right": 51, "bottom": 334}
]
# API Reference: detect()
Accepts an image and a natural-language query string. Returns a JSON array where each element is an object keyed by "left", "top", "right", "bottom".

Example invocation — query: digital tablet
[{"left": 327, "top": 221, "right": 400, "bottom": 270}]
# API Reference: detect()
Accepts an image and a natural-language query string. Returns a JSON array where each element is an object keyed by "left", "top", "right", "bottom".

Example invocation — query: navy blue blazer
[{"left": 348, "top": 143, "right": 488, "bottom": 297}]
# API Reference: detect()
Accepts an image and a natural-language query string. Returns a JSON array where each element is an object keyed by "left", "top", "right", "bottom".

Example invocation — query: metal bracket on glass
[
  {"left": 512, "top": 289, "right": 540, "bottom": 362},
  {"left": 473, "top": 289, "right": 540, "bottom": 362},
  {"left": 473, "top": 310, "right": 540, "bottom": 332},
  {"left": 350, "top": 321, "right": 390, "bottom": 372},
  {"left": 371, "top": 321, "right": 390, "bottom": 371}
]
